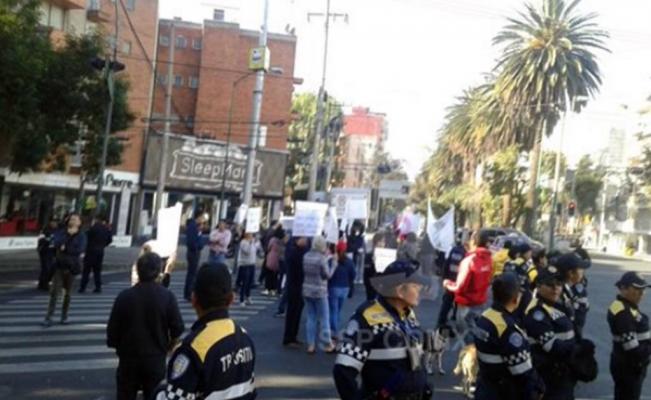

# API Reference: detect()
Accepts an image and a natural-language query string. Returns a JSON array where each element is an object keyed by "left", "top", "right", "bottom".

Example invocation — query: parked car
[{"left": 484, "top": 227, "right": 544, "bottom": 250}]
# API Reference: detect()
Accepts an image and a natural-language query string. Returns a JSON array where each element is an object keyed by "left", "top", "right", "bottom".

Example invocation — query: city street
[{"left": 0, "top": 251, "right": 649, "bottom": 399}]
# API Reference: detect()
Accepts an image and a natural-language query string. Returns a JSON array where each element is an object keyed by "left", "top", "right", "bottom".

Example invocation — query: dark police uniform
[
  {"left": 504, "top": 258, "right": 536, "bottom": 324},
  {"left": 524, "top": 295, "right": 579, "bottom": 400},
  {"left": 474, "top": 305, "right": 544, "bottom": 400},
  {"left": 608, "top": 295, "right": 651, "bottom": 400},
  {"left": 333, "top": 297, "right": 431, "bottom": 400},
  {"left": 80, "top": 220, "right": 113, "bottom": 292},
  {"left": 436, "top": 244, "right": 466, "bottom": 327},
  {"left": 561, "top": 280, "right": 588, "bottom": 335},
  {"left": 156, "top": 309, "right": 256, "bottom": 400}
]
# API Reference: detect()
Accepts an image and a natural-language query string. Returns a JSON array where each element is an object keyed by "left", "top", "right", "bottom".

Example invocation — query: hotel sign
[{"left": 144, "top": 134, "right": 287, "bottom": 198}]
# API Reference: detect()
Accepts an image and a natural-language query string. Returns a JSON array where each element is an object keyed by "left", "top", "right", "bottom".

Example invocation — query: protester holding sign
[
  {"left": 328, "top": 241, "right": 356, "bottom": 335},
  {"left": 363, "top": 233, "right": 386, "bottom": 301},
  {"left": 347, "top": 221, "right": 365, "bottom": 285},
  {"left": 238, "top": 232, "right": 261, "bottom": 306}
]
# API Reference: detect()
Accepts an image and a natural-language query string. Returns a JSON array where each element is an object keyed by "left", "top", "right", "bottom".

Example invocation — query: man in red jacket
[{"left": 443, "top": 229, "right": 493, "bottom": 344}]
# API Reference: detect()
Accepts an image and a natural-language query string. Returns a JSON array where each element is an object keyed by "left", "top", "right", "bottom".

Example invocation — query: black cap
[
  {"left": 516, "top": 242, "right": 532, "bottom": 255},
  {"left": 553, "top": 253, "right": 591, "bottom": 275},
  {"left": 537, "top": 265, "right": 563, "bottom": 286},
  {"left": 615, "top": 271, "right": 650, "bottom": 290},
  {"left": 370, "top": 260, "right": 432, "bottom": 297}
]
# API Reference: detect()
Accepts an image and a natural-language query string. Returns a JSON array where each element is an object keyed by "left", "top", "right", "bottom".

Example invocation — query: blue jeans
[
  {"left": 328, "top": 286, "right": 349, "bottom": 334},
  {"left": 304, "top": 296, "right": 331, "bottom": 349},
  {"left": 208, "top": 251, "right": 226, "bottom": 266},
  {"left": 239, "top": 265, "right": 255, "bottom": 303}
]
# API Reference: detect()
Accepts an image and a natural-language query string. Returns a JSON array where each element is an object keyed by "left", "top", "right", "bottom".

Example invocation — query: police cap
[
  {"left": 370, "top": 260, "right": 431, "bottom": 297},
  {"left": 615, "top": 271, "right": 650, "bottom": 290},
  {"left": 553, "top": 252, "right": 591, "bottom": 275},
  {"left": 536, "top": 265, "right": 563, "bottom": 286}
]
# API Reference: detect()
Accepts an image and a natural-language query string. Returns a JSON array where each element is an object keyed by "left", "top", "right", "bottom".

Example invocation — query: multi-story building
[
  {"left": 337, "top": 107, "right": 387, "bottom": 188},
  {"left": 139, "top": 13, "right": 297, "bottom": 228},
  {"left": 0, "top": 0, "right": 158, "bottom": 247}
]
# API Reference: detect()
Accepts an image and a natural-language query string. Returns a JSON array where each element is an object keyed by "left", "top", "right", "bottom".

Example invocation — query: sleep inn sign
[{"left": 143, "top": 134, "right": 287, "bottom": 198}]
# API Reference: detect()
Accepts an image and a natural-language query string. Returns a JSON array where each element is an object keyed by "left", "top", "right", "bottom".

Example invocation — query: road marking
[
  {"left": 0, "top": 311, "right": 258, "bottom": 324},
  {"left": 0, "top": 358, "right": 118, "bottom": 374},
  {"left": 0, "top": 305, "right": 268, "bottom": 314},
  {"left": 0, "top": 345, "right": 112, "bottom": 358},
  {"left": 0, "top": 333, "right": 105, "bottom": 344}
]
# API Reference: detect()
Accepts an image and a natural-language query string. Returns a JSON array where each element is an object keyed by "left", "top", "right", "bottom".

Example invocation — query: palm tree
[{"left": 493, "top": 0, "right": 608, "bottom": 234}]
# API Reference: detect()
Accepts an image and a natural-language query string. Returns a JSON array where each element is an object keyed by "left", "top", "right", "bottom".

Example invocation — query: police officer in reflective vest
[
  {"left": 155, "top": 264, "right": 256, "bottom": 400},
  {"left": 523, "top": 265, "right": 596, "bottom": 400},
  {"left": 556, "top": 253, "right": 590, "bottom": 336},
  {"left": 504, "top": 243, "right": 537, "bottom": 324},
  {"left": 333, "top": 260, "right": 432, "bottom": 400},
  {"left": 474, "top": 272, "right": 545, "bottom": 400},
  {"left": 608, "top": 271, "right": 651, "bottom": 400}
]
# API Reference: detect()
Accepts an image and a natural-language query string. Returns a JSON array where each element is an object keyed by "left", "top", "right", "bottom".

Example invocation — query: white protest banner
[
  {"left": 293, "top": 201, "right": 329, "bottom": 237},
  {"left": 245, "top": 207, "right": 262, "bottom": 233},
  {"left": 325, "top": 207, "right": 340, "bottom": 244},
  {"left": 345, "top": 198, "right": 368, "bottom": 220},
  {"left": 156, "top": 202, "right": 183, "bottom": 258},
  {"left": 234, "top": 204, "right": 249, "bottom": 225},
  {"left": 374, "top": 248, "right": 397, "bottom": 273}
]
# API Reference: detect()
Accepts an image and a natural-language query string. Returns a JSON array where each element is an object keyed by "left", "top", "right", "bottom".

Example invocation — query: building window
[
  {"left": 213, "top": 9, "right": 225, "bottom": 21},
  {"left": 106, "top": 35, "right": 117, "bottom": 52},
  {"left": 157, "top": 74, "right": 167, "bottom": 85},
  {"left": 185, "top": 116, "right": 195, "bottom": 129},
  {"left": 192, "top": 38, "right": 202, "bottom": 50},
  {"left": 159, "top": 35, "right": 169, "bottom": 47},
  {"left": 174, "top": 75, "right": 184, "bottom": 87},
  {"left": 175, "top": 35, "right": 187, "bottom": 48},
  {"left": 47, "top": 4, "right": 65, "bottom": 30},
  {"left": 188, "top": 76, "right": 199, "bottom": 89},
  {"left": 121, "top": 40, "right": 132, "bottom": 55},
  {"left": 257, "top": 126, "right": 267, "bottom": 147},
  {"left": 126, "top": 0, "right": 135, "bottom": 11}
]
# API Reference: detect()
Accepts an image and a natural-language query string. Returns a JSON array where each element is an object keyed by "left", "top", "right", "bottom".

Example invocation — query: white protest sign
[
  {"left": 345, "top": 198, "right": 368, "bottom": 220},
  {"left": 156, "top": 202, "right": 183, "bottom": 258},
  {"left": 234, "top": 204, "right": 248, "bottom": 225},
  {"left": 325, "top": 207, "right": 340, "bottom": 244},
  {"left": 245, "top": 207, "right": 262, "bottom": 233},
  {"left": 374, "top": 248, "right": 397, "bottom": 273},
  {"left": 293, "top": 201, "right": 329, "bottom": 237}
]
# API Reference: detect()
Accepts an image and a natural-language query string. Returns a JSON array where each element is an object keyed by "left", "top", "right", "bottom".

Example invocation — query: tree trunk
[
  {"left": 502, "top": 193, "right": 512, "bottom": 227},
  {"left": 524, "top": 122, "right": 544, "bottom": 235}
]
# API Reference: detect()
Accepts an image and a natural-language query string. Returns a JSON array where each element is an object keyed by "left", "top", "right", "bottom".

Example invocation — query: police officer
[
  {"left": 474, "top": 273, "right": 545, "bottom": 400},
  {"left": 523, "top": 266, "right": 596, "bottom": 400},
  {"left": 155, "top": 264, "right": 256, "bottom": 400},
  {"left": 555, "top": 253, "right": 590, "bottom": 336},
  {"left": 333, "top": 260, "right": 432, "bottom": 400},
  {"left": 436, "top": 239, "right": 466, "bottom": 327},
  {"left": 504, "top": 243, "right": 537, "bottom": 323},
  {"left": 79, "top": 215, "right": 113, "bottom": 293},
  {"left": 608, "top": 271, "right": 651, "bottom": 400}
]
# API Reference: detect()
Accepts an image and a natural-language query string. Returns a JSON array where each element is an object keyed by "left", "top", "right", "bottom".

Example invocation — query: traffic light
[{"left": 568, "top": 201, "right": 576, "bottom": 217}]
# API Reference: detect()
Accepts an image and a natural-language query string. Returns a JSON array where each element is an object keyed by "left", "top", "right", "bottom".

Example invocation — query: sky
[{"left": 159, "top": 0, "right": 651, "bottom": 179}]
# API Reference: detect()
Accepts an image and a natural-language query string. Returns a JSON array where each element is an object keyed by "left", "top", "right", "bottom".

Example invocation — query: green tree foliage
[
  {"left": 573, "top": 155, "right": 604, "bottom": 214},
  {"left": 0, "top": 0, "right": 133, "bottom": 173},
  {"left": 493, "top": 0, "right": 609, "bottom": 233}
]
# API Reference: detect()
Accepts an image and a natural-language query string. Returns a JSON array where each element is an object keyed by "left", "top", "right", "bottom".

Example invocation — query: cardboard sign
[
  {"left": 325, "top": 207, "right": 340, "bottom": 244},
  {"left": 245, "top": 207, "right": 262, "bottom": 233},
  {"left": 293, "top": 201, "right": 329, "bottom": 237},
  {"left": 345, "top": 198, "right": 368, "bottom": 220},
  {"left": 234, "top": 204, "right": 249, "bottom": 225},
  {"left": 374, "top": 248, "right": 397, "bottom": 273},
  {"left": 156, "top": 202, "right": 183, "bottom": 258}
]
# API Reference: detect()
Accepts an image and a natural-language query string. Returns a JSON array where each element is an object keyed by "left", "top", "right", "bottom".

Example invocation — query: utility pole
[
  {"left": 306, "top": 1, "right": 347, "bottom": 200},
  {"left": 323, "top": 109, "right": 343, "bottom": 192},
  {"left": 94, "top": 0, "right": 120, "bottom": 219},
  {"left": 241, "top": 0, "right": 269, "bottom": 206},
  {"left": 154, "top": 22, "right": 175, "bottom": 217},
  {"left": 548, "top": 111, "right": 567, "bottom": 250}
]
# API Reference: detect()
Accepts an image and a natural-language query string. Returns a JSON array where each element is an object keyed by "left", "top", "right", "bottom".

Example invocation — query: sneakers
[
  {"left": 261, "top": 290, "right": 270, "bottom": 296},
  {"left": 245, "top": 298, "right": 252, "bottom": 305},
  {"left": 41, "top": 318, "right": 53, "bottom": 328},
  {"left": 240, "top": 302, "right": 247, "bottom": 307},
  {"left": 60, "top": 317, "right": 69, "bottom": 325}
]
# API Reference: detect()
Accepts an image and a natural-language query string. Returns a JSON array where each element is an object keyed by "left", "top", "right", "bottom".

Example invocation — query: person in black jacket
[
  {"left": 79, "top": 216, "right": 113, "bottom": 293},
  {"left": 37, "top": 218, "right": 58, "bottom": 291},
  {"left": 283, "top": 236, "right": 310, "bottom": 347},
  {"left": 43, "top": 213, "right": 86, "bottom": 327},
  {"left": 107, "top": 252, "right": 184, "bottom": 400}
]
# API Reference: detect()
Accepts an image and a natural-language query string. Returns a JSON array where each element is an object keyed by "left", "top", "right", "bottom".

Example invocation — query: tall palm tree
[{"left": 493, "top": 0, "right": 608, "bottom": 234}]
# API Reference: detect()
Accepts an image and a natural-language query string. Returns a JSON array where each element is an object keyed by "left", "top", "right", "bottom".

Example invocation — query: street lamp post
[{"left": 219, "top": 68, "right": 283, "bottom": 219}]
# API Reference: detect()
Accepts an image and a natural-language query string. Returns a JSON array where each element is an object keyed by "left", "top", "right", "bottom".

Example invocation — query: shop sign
[
  {"left": 110, "top": 235, "right": 132, "bottom": 248},
  {"left": 84, "top": 173, "right": 134, "bottom": 189},
  {"left": 0, "top": 237, "right": 38, "bottom": 250},
  {"left": 144, "top": 135, "right": 286, "bottom": 197}
]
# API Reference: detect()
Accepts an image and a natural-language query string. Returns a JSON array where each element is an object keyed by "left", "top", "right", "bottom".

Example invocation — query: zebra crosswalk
[{"left": 0, "top": 278, "right": 276, "bottom": 375}]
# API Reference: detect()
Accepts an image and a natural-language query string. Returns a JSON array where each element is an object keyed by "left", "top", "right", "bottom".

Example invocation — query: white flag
[
  {"left": 426, "top": 199, "right": 437, "bottom": 248},
  {"left": 429, "top": 206, "right": 455, "bottom": 254}
]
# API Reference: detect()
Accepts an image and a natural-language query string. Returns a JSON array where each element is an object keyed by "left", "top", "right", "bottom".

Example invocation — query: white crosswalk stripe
[{"left": 0, "top": 277, "right": 278, "bottom": 375}]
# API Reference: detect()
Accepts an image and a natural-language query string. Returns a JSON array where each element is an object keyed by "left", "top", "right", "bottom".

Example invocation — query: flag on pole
[{"left": 427, "top": 201, "right": 455, "bottom": 254}]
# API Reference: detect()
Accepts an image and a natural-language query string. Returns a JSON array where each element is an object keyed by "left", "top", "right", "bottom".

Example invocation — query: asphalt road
[{"left": 0, "top": 253, "right": 649, "bottom": 399}]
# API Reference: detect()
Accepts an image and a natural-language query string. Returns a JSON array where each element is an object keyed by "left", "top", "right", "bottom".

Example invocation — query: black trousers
[
  {"left": 184, "top": 249, "right": 200, "bottom": 300},
  {"left": 80, "top": 250, "right": 104, "bottom": 291},
  {"left": 116, "top": 355, "right": 166, "bottom": 400},
  {"left": 38, "top": 250, "right": 54, "bottom": 289},
  {"left": 437, "top": 290, "right": 455, "bottom": 327},
  {"left": 265, "top": 268, "right": 278, "bottom": 291},
  {"left": 612, "top": 356, "right": 647, "bottom": 400},
  {"left": 363, "top": 267, "right": 377, "bottom": 301},
  {"left": 283, "top": 289, "right": 304, "bottom": 344}
]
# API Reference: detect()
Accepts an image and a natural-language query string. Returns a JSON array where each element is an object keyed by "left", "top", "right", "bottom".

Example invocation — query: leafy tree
[
  {"left": 573, "top": 154, "right": 604, "bottom": 214},
  {"left": 483, "top": 145, "right": 529, "bottom": 226},
  {"left": 0, "top": 0, "right": 132, "bottom": 173},
  {"left": 541, "top": 150, "right": 568, "bottom": 181},
  {"left": 493, "top": 0, "right": 609, "bottom": 234}
]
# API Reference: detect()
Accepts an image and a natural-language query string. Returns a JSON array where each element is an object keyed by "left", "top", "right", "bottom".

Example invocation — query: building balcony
[
  {"left": 49, "top": 0, "right": 85, "bottom": 10},
  {"left": 87, "top": 0, "right": 110, "bottom": 22}
]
